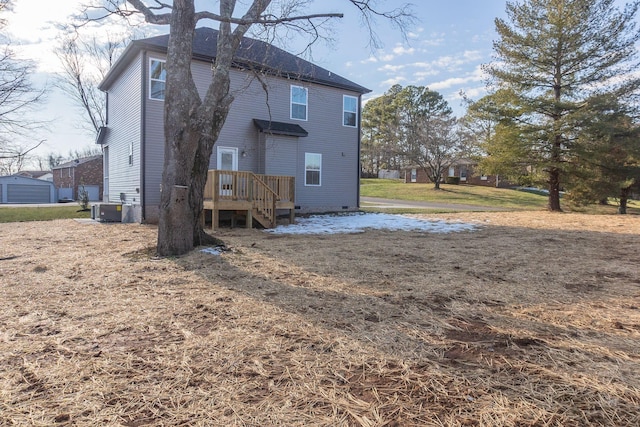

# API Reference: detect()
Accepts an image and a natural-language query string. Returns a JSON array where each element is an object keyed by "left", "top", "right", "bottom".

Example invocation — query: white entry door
[{"left": 217, "top": 147, "right": 238, "bottom": 196}]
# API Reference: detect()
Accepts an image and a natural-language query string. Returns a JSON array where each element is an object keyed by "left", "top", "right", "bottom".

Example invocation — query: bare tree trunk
[
  {"left": 156, "top": 0, "right": 250, "bottom": 256},
  {"left": 548, "top": 135, "right": 562, "bottom": 212},
  {"left": 548, "top": 167, "right": 562, "bottom": 211},
  {"left": 618, "top": 187, "right": 629, "bottom": 214},
  {"left": 156, "top": 1, "right": 200, "bottom": 255}
]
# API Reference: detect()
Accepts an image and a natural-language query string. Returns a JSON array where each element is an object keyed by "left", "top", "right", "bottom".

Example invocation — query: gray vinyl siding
[
  {"left": 209, "top": 64, "right": 361, "bottom": 211},
  {"left": 125, "top": 55, "right": 361, "bottom": 218},
  {"left": 104, "top": 52, "right": 142, "bottom": 206},
  {"left": 143, "top": 54, "right": 167, "bottom": 222},
  {"left": 264, "top": 135, "right": 297, "bottom": 177}
]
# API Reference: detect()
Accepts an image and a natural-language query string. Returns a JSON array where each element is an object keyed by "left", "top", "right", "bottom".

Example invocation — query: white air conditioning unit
[{"left": 98, "top": 203, "right": 122, "bottom": 222}]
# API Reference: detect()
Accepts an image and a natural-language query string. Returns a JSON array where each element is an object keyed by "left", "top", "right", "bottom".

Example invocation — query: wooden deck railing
[{"left": 204, "top": 170, "right": 295, "bottom": 228}]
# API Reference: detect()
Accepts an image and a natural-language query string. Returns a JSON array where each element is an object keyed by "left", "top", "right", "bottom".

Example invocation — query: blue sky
[{"left": 3, "top": 1, "right": 516, "bottom": 158}]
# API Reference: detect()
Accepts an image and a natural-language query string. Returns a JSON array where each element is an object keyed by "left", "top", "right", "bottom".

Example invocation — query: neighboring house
[
  {"left": 16, "top": 170, "right": 53, "bottom": 182},
  {"left": 52, "top": 155, "right": 103, "bottom": 202},
  {"left": 405, "top": 159, "right": 512, "bottom": 188},
  {"left": 97, "top": 27, "right": 371, "bottom": 225},
  {"left": 0, "top": 175, "right": 56, "bottom": 204}
]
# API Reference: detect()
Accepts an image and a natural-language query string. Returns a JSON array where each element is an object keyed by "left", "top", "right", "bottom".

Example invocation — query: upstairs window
[
  {"left": 305, "top": 153, "right": 321, "bottom": 186},
  {"left": 149, "top": 59, "right": 166, "bottom": 100},
  {"left": 343, "top": 95, "right": 358, "bottom": 127},
  {"left": 291, "top": 85, "right": 308, "bottom": 120}
]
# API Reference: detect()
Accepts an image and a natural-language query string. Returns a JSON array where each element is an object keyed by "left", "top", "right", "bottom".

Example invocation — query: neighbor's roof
[
  {"left": 52, "top": 154, "right": 103, "bottom": 170},
  {"left": 15, "top": 170, "right": 51, "bottom": 178},
  {"left": 99, "top": 27, "right": 371, "bottom": 94}
]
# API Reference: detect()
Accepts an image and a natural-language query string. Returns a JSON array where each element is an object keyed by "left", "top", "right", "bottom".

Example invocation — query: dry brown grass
[{"left": 1, "top": 211, "right": 639, "bottom": 426}]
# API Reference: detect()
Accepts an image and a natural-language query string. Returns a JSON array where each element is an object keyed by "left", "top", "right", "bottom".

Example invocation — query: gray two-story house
[{"left": 97, "top": 27, "right": 370, "bottom": 226}]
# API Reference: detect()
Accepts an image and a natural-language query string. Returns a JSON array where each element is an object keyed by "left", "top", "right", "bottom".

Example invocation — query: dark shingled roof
[
  {"left": 253, "top": 119, "right": 308, "bottom": 137},
  {"left": 100, "top": 27, "right": 370, "bottom": 94}
]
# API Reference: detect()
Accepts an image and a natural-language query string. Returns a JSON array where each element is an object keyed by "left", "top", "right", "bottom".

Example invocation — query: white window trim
[
  {"left": 216, "top": 146, "right": 238, "bottom": 171},
  {"left": 149, "top": 58, "right": 166, "bottom": 101},
  {"left": 290, "top": 85, "right": 308, "bottom": 121},
  {"left": 304, "top": 152, "right": 321, "bottom": 187},
  {"left": 342, "top": 95, "right": 358, "bottom": 127}
]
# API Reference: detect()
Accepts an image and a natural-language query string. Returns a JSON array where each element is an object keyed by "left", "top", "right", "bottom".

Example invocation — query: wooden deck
[{"left": 203, "top": 170, "right": 295, "bottom": 229}]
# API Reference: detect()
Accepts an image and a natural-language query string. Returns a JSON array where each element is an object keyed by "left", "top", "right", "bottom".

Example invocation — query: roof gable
[{"left": 100, "top": 27, "right": 370, "bottom": 94}]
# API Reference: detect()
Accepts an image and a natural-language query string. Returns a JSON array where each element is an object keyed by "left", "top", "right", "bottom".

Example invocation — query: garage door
[
  {"left": 80, "top": 185, "right": 100, "bottom": 201},
  {"left": 58, "top": 187, "right": 73, "bottom": 201},
  {"left": 7, "top": 184, "right": 52, "bottom": 203}
]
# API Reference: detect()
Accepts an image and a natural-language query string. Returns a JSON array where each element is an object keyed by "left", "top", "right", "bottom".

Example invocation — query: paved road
[{"left": 360, "top": 196, "right": 507, "bottom": 211}]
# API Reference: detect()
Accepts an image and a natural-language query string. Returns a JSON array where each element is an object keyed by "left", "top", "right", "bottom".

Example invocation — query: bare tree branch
[
  {"left": 0, "top": 3, "right": 48, "bottom": 167},
  {"left": 55, "top": 32, "right": 131, "bottom": 136}
]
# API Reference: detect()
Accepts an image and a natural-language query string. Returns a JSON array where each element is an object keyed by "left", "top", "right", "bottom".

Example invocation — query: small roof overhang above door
[{"left": 253, "top": 119, "right": 308, "bottom": 137}]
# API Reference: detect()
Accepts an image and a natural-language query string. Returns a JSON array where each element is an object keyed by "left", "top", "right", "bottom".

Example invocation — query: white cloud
[
  {"left": 420, "top": 32, "right": 446, "bottom": 47},
  {"left": 392, "top": 45, "right": 415, "bottom": 56},
  {"left": 381, "top": 76, "right": 407, "bottom": 87},
  {"left": 5, "top": 0, "right": 140, "bottom": 73},
  {"left": 432, "top": 50, "right": 484, "bottom": 72},
  {"left": 428, "top": 65, "right": 485, "bottom": 91},
  {"left": 407, "top": 27, "right": 425, "bottom": 39},
  {"left": 462, "top": 50, "right": 483, "bottom": 62},
  {"left": 378, "top": 64, "right": 405, "bottom": 73},
  {"left": 414, "top": 70, "right": 439, "bottom": 79},
  {"left": 455, "top": 86, "right": 486, "bottom": 100}
]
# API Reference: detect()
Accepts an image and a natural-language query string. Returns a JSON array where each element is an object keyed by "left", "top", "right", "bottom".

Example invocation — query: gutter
[
  {"left": 140, "top": 51, "right": 147, "bottom": 222},
  {"left": 357, "top": 94, "right": 363, "bottom": 209}
]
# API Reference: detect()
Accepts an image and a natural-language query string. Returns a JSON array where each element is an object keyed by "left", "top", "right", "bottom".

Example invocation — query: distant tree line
[
  {"left": 362, "top": 0, "right": 640, "bottom": 213},
  {"left": 361, "top": 84, "right": 470, "bottom": 190}
]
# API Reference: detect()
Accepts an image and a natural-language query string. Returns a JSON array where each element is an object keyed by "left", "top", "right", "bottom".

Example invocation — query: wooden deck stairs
[{"left": 203, "top": 170, "right": 295, "bottom": 229}]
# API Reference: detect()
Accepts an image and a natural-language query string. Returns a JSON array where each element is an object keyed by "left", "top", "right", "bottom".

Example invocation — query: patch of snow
[
  {"left": 265, "top": 212, "right": 478, "bottom": 235},
  {"left": 200, "top": 246, "right": 225, "bottom": 255}
]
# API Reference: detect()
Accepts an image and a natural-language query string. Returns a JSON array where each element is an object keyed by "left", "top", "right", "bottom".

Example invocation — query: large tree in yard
[
  {"left": 95, "top": 0, "right": 412, "bottom": 256},
  {"left": 568, "top": 94, "right": 640, "bottom": 213},
  {"left": 485, "top": 0, "right": 640, "bottom": 211},
  {"left": 395, "top": 86, "right": 462, "bottom": 190},
  {"left": 361, "top": 84, "right": 403, "bottom": 176}
]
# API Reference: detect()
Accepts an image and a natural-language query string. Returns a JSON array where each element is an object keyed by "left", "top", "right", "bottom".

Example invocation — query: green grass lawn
[
  {"left": 1, "top": 181, "right": 636, "bottom": 223},
  {"left": 0, "top": 205, "right": 91, "bottom": 223},
  {"left": 360, "top": 178, "right": 640, "bottom": 214},
  {"left": 360, "top": 178, "right": 548, "bottom": 210}
]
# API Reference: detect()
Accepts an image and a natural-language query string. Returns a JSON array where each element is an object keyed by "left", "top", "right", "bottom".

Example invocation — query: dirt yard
[{"left": 1, "top": 211, "right": 639, "bottom": 426}]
